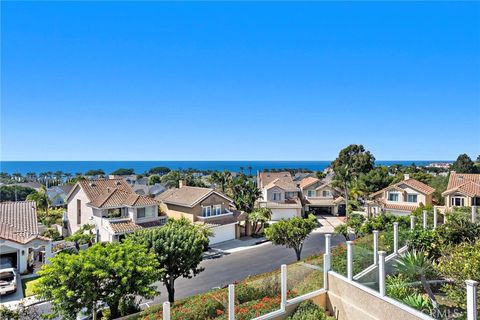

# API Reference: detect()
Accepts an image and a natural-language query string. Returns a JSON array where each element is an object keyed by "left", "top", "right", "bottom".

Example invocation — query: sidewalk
[{"left": 210, "top": 236, "right": 269, "bottom": 254}]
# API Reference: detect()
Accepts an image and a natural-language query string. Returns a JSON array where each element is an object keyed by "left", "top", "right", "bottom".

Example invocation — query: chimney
[
  {"left": 404, "top": 174, "right": 410, "bottom": 181},
  {"left": 179, "top": 180, "right": 186, "bottom": 188}
]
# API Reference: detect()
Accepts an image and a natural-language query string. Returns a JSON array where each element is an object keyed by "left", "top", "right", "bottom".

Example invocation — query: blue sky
[{"left": 1, "top": 1, "right": 479, "bottom": 161}]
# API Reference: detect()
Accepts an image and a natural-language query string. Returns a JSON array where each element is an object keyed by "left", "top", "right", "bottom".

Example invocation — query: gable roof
[
  {"left": 299, "top": 177, "right": 320, "bottom": 189},
  {"left": 68, "top": 178, "right": 156, "bottom": 209},
  {"left": 442, "top": 172, "right": 480, "bottom": 197},
  {"left": 87, "top": 188, "right": 158, "bottom": 209},
  {"left": 76, "top": 178, "right": 133, "bottom": 201},
  {"left": 158, "top": 186, "right": 232, "bottom": 208},
  {"left": 371, "top": 178, "right": 435, "bottom": 197},
  {"left": 258, "top": 172, "right": 299, "bottom": 191},
  {"left": 0, "top": 201, "right": 49, "bottom": 244}
]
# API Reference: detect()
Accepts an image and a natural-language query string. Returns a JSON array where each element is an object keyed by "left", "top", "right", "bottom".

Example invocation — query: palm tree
[
  {"left": 54, "top": 171, "right": 64, "bottom": 184},
  {"left": 249, "top": 208, "right": 271, "bottom": 235},
  {"left": 12, "top": 172, "right": 23, "bottom": 182},
  {"left": 26, "top": 172, "right": 37, "bottom": 181},
  {"left": 64, "top": 173, "right": 72, "bottom": 183},
  {"left": 247, "top": 166, "right": 253, "bottom": 177},
  {"left": 394, "top": 251, "right": 438, "bottom": 310},
  {"left": 26, "top": 186, "right": 50, "bottom": 215}
]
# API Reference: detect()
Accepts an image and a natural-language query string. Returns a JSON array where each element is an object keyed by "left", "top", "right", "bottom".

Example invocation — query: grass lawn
[{"left": 22, "top": 276, "right": 41, "bottom": 297}]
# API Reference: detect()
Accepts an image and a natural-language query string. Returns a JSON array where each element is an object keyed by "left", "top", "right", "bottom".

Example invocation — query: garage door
[
  {"left": 209, "top": 224, "right": 236, "bottom": 245},
  {"left": 271, "top": 209, "right": 298, "bottom": 220}
]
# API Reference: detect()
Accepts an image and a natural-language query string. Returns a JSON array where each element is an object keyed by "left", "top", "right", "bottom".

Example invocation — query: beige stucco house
[
  {"left": 0, "top": 201, "right": 52, "bottom": 274},
  {"left": 157, "top": 181, "right": 243, "bottom": 244},
  {"left": 442, "top": 171, "right": 480, "bottom": 209},
  {"left": 256, "top": 172, "right": 302, "bottom": 220},
  {"left": 367, "top": 174, "right": 435, "bottom": 216},
  {"left": 299, "top": 177, "right": 346, "bottom": 216},
  {"left": 66, "top": 178, "right": 165, "bottom": 242}
]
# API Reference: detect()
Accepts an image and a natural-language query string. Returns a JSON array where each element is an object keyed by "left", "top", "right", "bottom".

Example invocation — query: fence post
[
  {"left": 466, "top": 280, "right": 478, "bottom": 320},
  {"left": 410, "top": 215, "right": 415, "bottom": 230},
  {"left": 472, "top": 206, "right": 478, "bottom": 224},
  {"left": 378, "top": 251, "right": 386, "bottom": 297},
  {"left": 347, "top": 241, "right": 353, "bottom": 281},
  {"left": 228, "top": 284, "right": 235, "bottom": 320},
  {"left": 163, "top": 301, "right": 170, "bottom": 320},
  {"left": 324, "top": 253, "right": 331, "bottom": 290},
  {"left": 433, "top": 207, "right": 438, "bottom": 229},
  {"left": 325, "top": 233, "right": 331, "bottom": 255},
  {"left": 393, "top": 222, "right": 399, "bottom": 254},
  {"left": 423, "top": 210, "right": 428, "bottom": 229},
  {"left": 373, "top": 230, "right": 379, "bottom": 265},
  {"left": 281, "top": 264, "right": 287, "bottom": 311}
]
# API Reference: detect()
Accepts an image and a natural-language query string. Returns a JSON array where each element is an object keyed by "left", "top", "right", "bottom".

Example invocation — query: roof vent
[
  {"left": 89, "top": 182, "right": 96, "bottom": 187},
  {"left": 458, "top": 175, "right": 464, "bottom": 181},
  {"left": 107, "top": 187, "right": 111, "bottom": 193},
  {"left": 116, "top": 181, "right": 122, "bottom": 186}
]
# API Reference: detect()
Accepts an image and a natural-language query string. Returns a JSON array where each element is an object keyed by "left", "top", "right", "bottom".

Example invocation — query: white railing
[{"left": 159, "top": 209, "right": 479, "bottom": 320}]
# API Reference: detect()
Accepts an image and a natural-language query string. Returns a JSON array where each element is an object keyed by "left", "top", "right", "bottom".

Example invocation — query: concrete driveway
[{"left": 0, "top": 271, "right": 24, "bottom": 305}]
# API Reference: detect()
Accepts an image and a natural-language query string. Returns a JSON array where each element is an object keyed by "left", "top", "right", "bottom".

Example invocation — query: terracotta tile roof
[
  {"left": 158, "top": 186, "right": 232, "bottom": 207},
  {"left": 442, "top": 172, "right": 480, "bottom": 197},
  {"left": 258, "top": 172, "right": 299, "bottom": 191},
  {"left": 371, "top": 178, "right": 435, "bottom": 197},
  {"left": 78, "top": 178, "right": 133, "bottom": 201},
  {"left": 87, "top": 188, "right": 158, "bottom": 209},
  {"left": 383, "top": 203, "right": 419, "bottom": 212},
  {"left": 0, "top": 201, "right": 49, "bottom": 244},
  {"left": 136, "top": 219, "right": 167, "bottom": 228},
  {"left": 402, "top": 179, "right": 436, "bottom": 195},
  {"left": 106, "top": 219, "right": 143, "bottom": 234},
  {"left": 299, "top": 177, "right": 320, "bottom": 189}
]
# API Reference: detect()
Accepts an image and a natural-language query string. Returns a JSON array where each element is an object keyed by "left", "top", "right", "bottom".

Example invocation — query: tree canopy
[
  {"left": 148, "top": 166, "right": 171, "bottom": 176},
  {"left": 26, "top": 186, "right": 49, "bottom": 213},
  {"left": 110, "top": 168, "right": 135, "bottom": 175},
  {"left": 148, "top": 174, "right": 162, "bottom": 185},
  {"left": 451, "top": 154, "right": 478, "bottom": 173},
  {"left": 229, "top": 173, "right": 262, "bottom": 213},
  {"left": 0, "top": 185, "right": 36, "bottom": 202},
  {"left": 128, "top": 218, "right": 209, "bottom": 302},
  {"left": 84, "top": 169, "right": 105, "bottom": 176},
  {"left": 36, "top": 241, "right": 159, "bottom": 319},
  {"left": 265, "top": 215, "right": 317, "bottom": 261}
]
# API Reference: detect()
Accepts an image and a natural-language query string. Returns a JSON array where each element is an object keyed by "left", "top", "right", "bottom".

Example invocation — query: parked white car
[{"left": 0, "top": 268, "right": 17, "bottom": 296}]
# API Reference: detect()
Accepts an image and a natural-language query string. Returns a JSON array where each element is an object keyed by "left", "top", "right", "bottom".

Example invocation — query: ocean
[{"left": 0, "top": 160, "right": 451, "bottom": 175}]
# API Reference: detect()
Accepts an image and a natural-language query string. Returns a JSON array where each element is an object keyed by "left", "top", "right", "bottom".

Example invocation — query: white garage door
[
  {"left": 209, "top": 224, "right": 236, "bottom": 245},
  {"left": 271, "top": 209, "right": 298, "bottom": 220}
]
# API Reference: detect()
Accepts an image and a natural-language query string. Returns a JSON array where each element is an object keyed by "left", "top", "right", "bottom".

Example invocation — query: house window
[
  {"left": 388, "top": 193, "right": 399, "bottom": 202},
  {"left": 307, "top": 190, "right": 315, "bottom": 197},
  {"left": 273, "top": 192, "right": 281, "bottom": 201},
  {"left": 137, "top": 208, "right": 146, "bottom": 219},
  {"left": 451, "top": 197, "right": 465, "bottom": 206},
  {"left": 472, "top": 197, "right": 480, "bottom": 206},
  {"left": 407, "top": 194, "right": 418, "bottom": 203},
  {"left": 213, "top": 205, "right": 222, "bottom": 216},
  {"left": 322, "top": 190, "right": 331, "bottom": 197},
  {"left": 107, "top": 208, "right": 122, "bottom": 218},
  {"left": 202, "top": 206, "right": 212, "bottom": 217},
  {"left": 77, "top": 199, "right": 81, "bottom": 224}
]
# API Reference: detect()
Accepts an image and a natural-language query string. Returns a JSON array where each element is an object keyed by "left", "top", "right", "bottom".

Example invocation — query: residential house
[
  {"left": 132, "top": 183, "right": 166, "bottom": 197},
  {"left": 157, "top": 180, "right": 243, "bottom": 245},
  {"left": 0, "top": 201, "right": 52, "bottom": 273},
  {"left": 441, "top": 171, "right": 480, "bottom": 208},
  {"left": 367, "top": 174, "right": 435, "bottom": 216},
  {"left": 299, "top": 177, "right": 346, "bottom": 216},
  {"left": 47, "top": 185, "right": 73, "bottom": 207},
  {"left": 66, "top": 178, "right": 165, "bottom": 242},
  {"left": 257, "top": 172, "right": 302, "bottom": 220}
]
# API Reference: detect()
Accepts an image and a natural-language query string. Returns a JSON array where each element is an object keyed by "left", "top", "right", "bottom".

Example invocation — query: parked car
[{"left": 0, "top": 268, "right": 17, "bottom": 296}]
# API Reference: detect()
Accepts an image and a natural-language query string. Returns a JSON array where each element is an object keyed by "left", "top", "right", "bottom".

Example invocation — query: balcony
[{"left": 197, "top": 209, "right": 234, "bottom": 221}]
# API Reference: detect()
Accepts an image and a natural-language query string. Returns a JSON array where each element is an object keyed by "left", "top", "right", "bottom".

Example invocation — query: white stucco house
[
  {"left": 256, "top": 172, "right": 302, "bottom": 220},
  {"left": 65, "top": 178, "right": 166, "bottom": 242},
  {"left": 299, "top": 177, "right": 346, "bottom": 216},
  {"left": 367, "top": 174, "right": 435, "bottom": 216},
  {"left": 0, "top": 201, "right": 52, "bottom": 274}
]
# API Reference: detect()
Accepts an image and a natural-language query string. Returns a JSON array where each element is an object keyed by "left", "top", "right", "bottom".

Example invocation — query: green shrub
[
  {"left": 406, "top": 228, "right": 441, "bottom": 259},
  {"left": 234, "top": 283, "right": 263, "bottom": 304},
  {"left": 386, "top": 274, "right": 421, "bottom": 301},
  {"left": 287, "top": 300, "right": 334, "bottom": 320}
]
